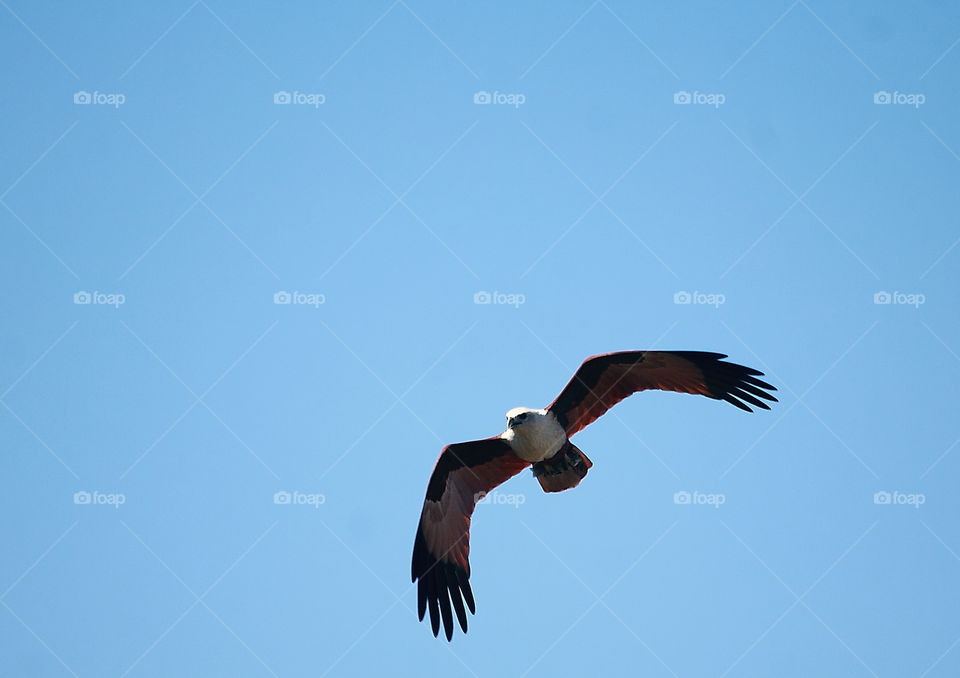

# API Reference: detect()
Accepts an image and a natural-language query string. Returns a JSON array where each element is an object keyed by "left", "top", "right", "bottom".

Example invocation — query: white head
[
  {"left": 505, "top": 406, "right": 540, "bottom": 429},
  {"left": 501, "top": 407, "right": 567, "bottom": 462}
]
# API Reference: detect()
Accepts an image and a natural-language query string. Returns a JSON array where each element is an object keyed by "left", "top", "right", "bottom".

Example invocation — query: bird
[{"left": 411, "top": 350, "right": 777, "bottom": 640}]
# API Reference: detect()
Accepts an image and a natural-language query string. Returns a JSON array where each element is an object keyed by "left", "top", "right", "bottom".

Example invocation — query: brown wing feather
[
  {"left": 412, "top": 437, "right": 528, "bottom": 640},
  {"left": 548, "top": 351, "right": 778, "bottom": 435}
]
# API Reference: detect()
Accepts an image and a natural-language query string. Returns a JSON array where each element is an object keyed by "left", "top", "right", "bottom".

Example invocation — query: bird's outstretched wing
[
  {"left": 412, "top": 437, "right": 529, "bottom": 640},
  {"left": 548, "top": 351, "right": 778, "bottom": 435}
]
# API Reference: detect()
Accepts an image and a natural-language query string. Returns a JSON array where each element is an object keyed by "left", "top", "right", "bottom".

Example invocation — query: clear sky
[{"left": 2, "top": 1, "right": 960, "bottom": 676}]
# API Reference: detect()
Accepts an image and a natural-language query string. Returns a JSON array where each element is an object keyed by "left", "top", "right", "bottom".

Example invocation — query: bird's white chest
[{"left": 502, "top": 414, "right": 567, "bottom": 463}]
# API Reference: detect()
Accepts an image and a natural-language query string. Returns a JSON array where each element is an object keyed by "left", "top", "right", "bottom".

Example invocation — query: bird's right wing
[{"left": 412, "top": 437, "right": 529, "bottom": 640}]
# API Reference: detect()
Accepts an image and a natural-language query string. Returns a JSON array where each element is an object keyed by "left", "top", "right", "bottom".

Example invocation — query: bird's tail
[{"left": 532, "top": 442, "right": 593, "bottom": 493}]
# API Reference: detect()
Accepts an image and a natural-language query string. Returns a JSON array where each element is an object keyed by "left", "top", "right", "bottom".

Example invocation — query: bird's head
[{"left": 505, "top": 407, "right": 537, "bottom": 429}]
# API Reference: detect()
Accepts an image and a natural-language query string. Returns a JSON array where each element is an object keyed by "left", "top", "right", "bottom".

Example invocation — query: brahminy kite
[{"left": 412, "top": 350, "right": 777, "bottom": 639}]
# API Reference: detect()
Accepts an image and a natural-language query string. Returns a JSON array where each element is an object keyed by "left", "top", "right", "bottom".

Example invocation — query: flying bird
[{"left": 411, "top": 350, "right": 777, "bottom": 640}]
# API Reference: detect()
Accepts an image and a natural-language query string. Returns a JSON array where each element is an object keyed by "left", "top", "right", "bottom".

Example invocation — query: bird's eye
[{"left": 518, "top": 413, "right": 527, "bottom": 420}]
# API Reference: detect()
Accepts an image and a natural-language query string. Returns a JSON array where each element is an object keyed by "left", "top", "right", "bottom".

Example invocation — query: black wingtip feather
[
  {"left": 742, "top": 375, "right": 776, "bottom": 392},
  {"left": 736, "top": 381, "right": 778, "bottom": 402},
  {"left": 457, "top": 570, "right": 476, "bottom": 615},
  {"left": 428, "top": 589, "right": 440, "bottom": 637},
  {"left": 676, "top": 352, "right": 777, "bottom": 413},
  {"left": 721, "top": 392, "right": 753, "bottom": 412},
  {"left": 446, "top": 568, "right": 469, "bottom": 634},
  {"left": 412, "top": 526, "right": 475, "bottom": 640},
  {"left": 437, "top": 574, "right": 454, "bottom": 641},
  {"left": 729, "top": 387, "right": 770, "bottom": 410}
]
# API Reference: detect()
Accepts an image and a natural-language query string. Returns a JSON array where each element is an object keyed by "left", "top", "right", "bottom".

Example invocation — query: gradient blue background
[{"left": 2, "top": 1, "right": 960, "bottom": 676}]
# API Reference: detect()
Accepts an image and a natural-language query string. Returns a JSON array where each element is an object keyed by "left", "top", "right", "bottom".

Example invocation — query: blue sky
[{"left": 2, "top": 1, "right": 960, "bottom": 676}]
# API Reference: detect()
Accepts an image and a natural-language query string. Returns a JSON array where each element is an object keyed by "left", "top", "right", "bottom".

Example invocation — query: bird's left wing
[
  {"left": 412, "top": 437, "right": 528, "bottom": 640},
  {"left": 548, "top": 350, "right": 778, "bottom": 436}
]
